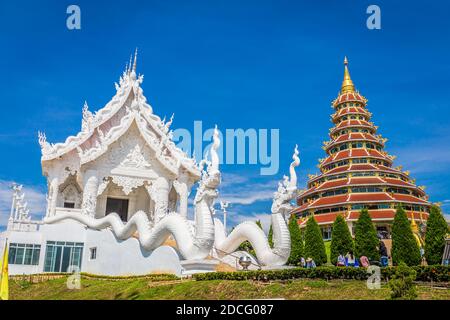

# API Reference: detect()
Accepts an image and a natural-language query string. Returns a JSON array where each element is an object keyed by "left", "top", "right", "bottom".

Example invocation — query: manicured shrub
[
  {"left": 388, "top": 263, "right": 417, "bottom": 300},
  {"left": 391, "top": 206, "right": 421, "bottom": 266},
  {"left": 425, "top": 205, "right": 449, "bottom": 265},
  {"left": 192, "top": 265, "right": 449, "bottom": 282},
  {"left": 330, "top": 215, "right": 354, "bottom": 265},
  {"left": 304, "top": 216, "right": 327, "bottom": 266},
  {"left": 354, "top": 209, "right": 380, "bottom": 261},
  {"left": 287, "top": 216, "right": 304, "bottom": 265}
]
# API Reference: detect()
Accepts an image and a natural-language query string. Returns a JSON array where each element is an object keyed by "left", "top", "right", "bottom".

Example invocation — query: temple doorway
[{"left": 106, "top": 197, "right": 129, "bottom": 221}]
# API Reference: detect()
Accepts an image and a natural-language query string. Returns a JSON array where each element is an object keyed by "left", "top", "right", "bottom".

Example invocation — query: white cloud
[
  {"left": 225, "top": 211, "right": 272, "bottom": 234},
  {"left": 391, "top": 136, "right": 450, "bottom": 175},
  {"left": 0, "top": 180, "right": 47, "bottom": 228},
  {"left": 218, "top": 172, "right": 278, "bottom": 205}
]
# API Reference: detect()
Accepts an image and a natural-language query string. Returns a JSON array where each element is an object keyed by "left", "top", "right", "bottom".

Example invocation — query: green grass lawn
[{"left": 9, "top": 276, "right": 450, "bottom": 300}]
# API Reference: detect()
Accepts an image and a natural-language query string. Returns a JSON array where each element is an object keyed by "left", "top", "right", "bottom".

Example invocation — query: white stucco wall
[{"left": 0, "top": 221, "right": 184, "bottom": 276}]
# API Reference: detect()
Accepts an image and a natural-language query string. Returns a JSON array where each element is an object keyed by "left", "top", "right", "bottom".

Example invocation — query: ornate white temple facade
[{"left": 0, "top": 52, "right": 299, "bottom": 276}]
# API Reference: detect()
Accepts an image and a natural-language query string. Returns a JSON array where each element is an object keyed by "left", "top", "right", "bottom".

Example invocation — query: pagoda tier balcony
[
  {"left": 332, "top": 106, "right": 370, "bottom": 120},
  {"left": 332, "top": 92, "right": 367, "bottom": 107},
  {"left": 330, "top": 119, "right": 376, "bottom": 134},
  {"left": 320, "top": 148, "right": 393, "bottom": 168},
  {"left": 296, "top": 210, "right": 428, "bottom": 229},
  {"left": 324, "top": 133, "right": 384, "bottom": 152},
  {"left": 307, "top": 163, "right": 415, "bottom": 187},
  {"left": 294, "top": 192, "right": 429, "bottom": 213},
  {"left": 300, "top": 176, "right": 425, "bottom": 200},
  {"left": 332, "top": 111, "right": 372, "bottom": 124}
]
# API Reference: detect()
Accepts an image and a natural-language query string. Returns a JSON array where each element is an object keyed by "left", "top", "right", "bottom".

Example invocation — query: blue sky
[{"left": 0, "top": 0, "right": 449, "bottom": 229}]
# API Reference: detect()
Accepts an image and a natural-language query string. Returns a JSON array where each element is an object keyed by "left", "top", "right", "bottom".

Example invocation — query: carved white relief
[
  {"left": 120, "top": 144, "right": 152, "bottom": 169},
  {"left": 111, "top": 175, "right": 146, "bottom": 195},
  {"left": 60, "top": 184, "right": 82, "bottom": 208}
]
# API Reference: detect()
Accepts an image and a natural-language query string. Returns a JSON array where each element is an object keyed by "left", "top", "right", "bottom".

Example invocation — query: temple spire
[
  {"left": 127, "top": 54, "right": 133, "bottom": 74},
  {"left": 341, "top": 56, "right": 355, "bottom": 93},
  {"left": 132, "top": 48, "right": 138, "bottom": 72}
]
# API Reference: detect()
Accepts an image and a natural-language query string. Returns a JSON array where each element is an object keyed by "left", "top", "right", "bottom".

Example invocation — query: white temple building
[{"left": 0, "top": 51, "right": 300, "bottom": 276}]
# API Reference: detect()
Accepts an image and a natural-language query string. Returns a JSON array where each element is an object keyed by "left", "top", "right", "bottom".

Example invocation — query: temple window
[
  {"left": 63, "top": 202, "right": 75, "bottom": 209},
  {"left": 321, "top": 189, "right": 347, "bottom": 197},
  {"left": 89, "top": 247, "right": 97, "bottom": 260},
  {"left": 386, "top": 187, "right": 410, "bottom": 195},
  {"left": 351, "top": 186, "right": 382, "bottom": 193},
  {"left": 43, "top": 241, "right": 83, "bottom": 272},
  {"left": 8, "top": 243, "right": 41, "bottom": 265},
  {"left": 321, "top": 226, "right": 332, "bottom": 240},
  {"left": 106, "top": 197, "right": 129, "bottom": 222}
]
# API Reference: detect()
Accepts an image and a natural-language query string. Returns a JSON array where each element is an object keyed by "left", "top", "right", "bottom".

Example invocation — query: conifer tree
[
  {"left": 304, "top": 216, "right": 327, "bottom": 265},
  {"left": 268, "top": 224, "right": 273, "bottom": 248},
  {"left": 391, "top": 205, "right": 421, "bottom": 266},
  {"left": 287, "top": 216, "right": 304, "bottom": 265},
  {"left": 330, "top": 215, "right": 354, "bottom": 265},
  {"left": 354, "top": 209, "right": 380, "bottom": 261},
  {"left": 425, "top": 205, "right": 449, "bottom": 265}
]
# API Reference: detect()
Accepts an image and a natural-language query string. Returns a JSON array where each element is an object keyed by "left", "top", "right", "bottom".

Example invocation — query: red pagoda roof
[{"left": 332, "top": 92, "right": 367, "bottom": 106}]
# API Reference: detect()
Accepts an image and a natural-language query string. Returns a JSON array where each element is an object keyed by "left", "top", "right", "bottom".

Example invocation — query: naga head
[
  {"left": 195, "top": 125, "right": 222, "bottom": 204},
  {"left": 271, "top": 145, "right": 300, "bottom": 216}
]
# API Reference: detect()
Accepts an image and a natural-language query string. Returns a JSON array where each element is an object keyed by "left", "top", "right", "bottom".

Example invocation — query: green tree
[
  {"left": 330, "top": 215, "right": 354, "bottom": 265},
  {"left": 425, "top": 205, "right": 449, "bottom": 265},
  {"left": 287, "top": 216, "right": 304, "bottom": 265},
  {"left": 391, "top": 206, "right": 421, "bottom": 266},
  {"left": 354, "top": 209, "right": 380, "bottom": 261},
  {"left": 267, "top": 225, "right": 273, "bottom": 248},
  {"left": 304, "top": 216, "right": 327, "bottom": 265}
]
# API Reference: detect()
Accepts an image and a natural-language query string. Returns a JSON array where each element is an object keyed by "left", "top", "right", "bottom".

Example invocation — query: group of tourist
[
  {"left": 335, "top": 241, "right": 390, "bottom": 268},
  {"left": 295, "top": 240, "right": 393, "bottom": 268},
  {"left": 300, "top": 257, "right": 317, "bottom": 268}
]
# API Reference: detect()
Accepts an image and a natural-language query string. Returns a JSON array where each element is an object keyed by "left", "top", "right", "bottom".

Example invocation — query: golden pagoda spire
[{"left": 341, "top": 56, "right": 355, "bottom": 94}]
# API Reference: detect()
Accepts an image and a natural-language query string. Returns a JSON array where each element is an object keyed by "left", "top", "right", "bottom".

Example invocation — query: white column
[
  {"left": 48, "top": 177, "right": 59, "bottom": 217},
  {"left": 173, "top": 179, "right": 189, "bottom": 218},
  {"left": 153, "top": 177, "right": 169, "bottom": 224},
  {"left": 81, "top": 170, "right": 99, "bottom": 217}
]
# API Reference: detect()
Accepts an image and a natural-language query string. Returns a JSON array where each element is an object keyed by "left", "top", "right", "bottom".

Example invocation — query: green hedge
[{"left": 193, "top": 266, "right": 450, "bottom": 282}]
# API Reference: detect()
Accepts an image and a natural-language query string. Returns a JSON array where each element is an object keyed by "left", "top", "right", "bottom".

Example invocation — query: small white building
[{"left": 0, "top": 52, "right": 218, "bottom": 276}]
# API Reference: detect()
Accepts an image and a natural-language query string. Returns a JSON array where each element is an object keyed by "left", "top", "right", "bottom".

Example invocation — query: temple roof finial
[
  {"left": 133, "top": 48, "right": 138, "bottom": 72},
  {"left": 341, "top": 56, "right": 355, "bottom": 94},
  {"left": 127, "top": 54, "right": 133, "bottom": 74}
]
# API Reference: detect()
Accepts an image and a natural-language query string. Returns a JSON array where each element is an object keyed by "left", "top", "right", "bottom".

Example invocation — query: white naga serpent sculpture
[
  {"left": 44, "top": 126, "right": 222, "bottom": 261},
  {"left": 214, "top": 145, "right": 300, "bottom": 266}
]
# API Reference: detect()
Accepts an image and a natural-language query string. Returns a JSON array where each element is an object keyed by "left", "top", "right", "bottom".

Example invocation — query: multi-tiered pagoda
[{"left": 293, "top": 58, "right": 430, "bottom": 239}]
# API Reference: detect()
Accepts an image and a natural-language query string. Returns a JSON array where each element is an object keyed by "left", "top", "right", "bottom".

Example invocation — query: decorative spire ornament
[
  {"left": 133, "top": 48, "right": 138, "bottom": 72},
  {"left": 341, "top": 56, "right": 355, "bottom": 93}
]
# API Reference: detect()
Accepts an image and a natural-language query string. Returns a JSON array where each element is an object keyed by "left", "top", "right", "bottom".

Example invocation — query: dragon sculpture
[
  {"left": 44, "top": 126, "right": 222, "bottom": 261},
  {"left": 213, "top": 145, "right": 300, "bottom": 266}
]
